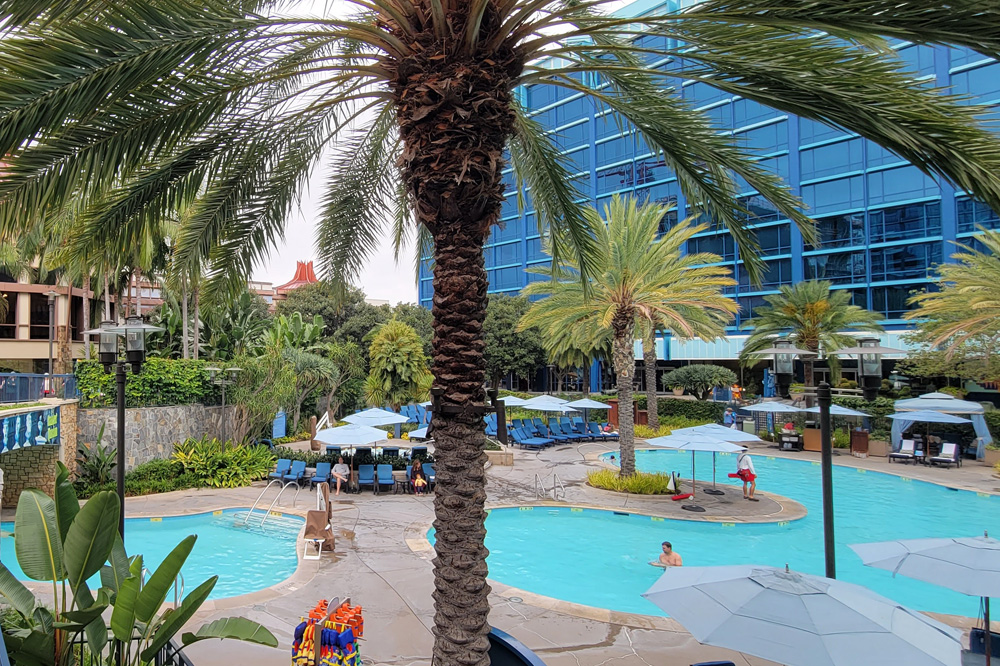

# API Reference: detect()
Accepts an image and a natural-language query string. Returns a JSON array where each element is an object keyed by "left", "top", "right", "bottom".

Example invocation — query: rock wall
[
  {"left": 77, "top": 404, "right": 237, "bottom": 471},
  {"left": 1, "top": 444, "right": 60, "bottom": 505}
]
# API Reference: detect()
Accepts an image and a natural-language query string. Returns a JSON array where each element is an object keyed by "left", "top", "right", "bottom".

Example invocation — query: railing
[{"left": 0, "top": 373, "right": 77, "bottom": 403}]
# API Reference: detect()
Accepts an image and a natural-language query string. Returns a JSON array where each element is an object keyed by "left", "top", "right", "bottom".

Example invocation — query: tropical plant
[
  {"left": 483, "top": 295, "right": 546, "bottom": 389},
  {"left": 262, "top": 313, "right": 325, "bottom": 352},
  {"left": 896, "top": 335, "right": 1000, "bottom": 385},
  {"left": 906, "top": 230, "right": 1000, "bottom": 356},
  {"left": 0, "top": 464, "right": 276, "bottom": 666},
  {"left": 283, "top": 346, "right": 338, "bottom": 432},
  {"left": 4, "top": 2, "right": 1000, "bottom": 662},
  {"left": 521, "top": 197, "right": 737, "bottom": 477},
  {"left": 661, "top": 365, "right": 739, "bottom": 400},
  {"left": 173, "top": 436, "right": 276, "bottom": 488},
  {"left": 228, "top": 349, "right": 297, "bottom": 443},
  {"left": 740, "top": 281, "right": 884, "bottom": 393},
  {"left": 364, "top": 319, "right": 432, "bottom": 408},
  {"left": 76, "top": 424, "right": 115, "bottom": 485},
  {"left": 320, "top": 340, "right": 366, "bottom": 420},
  {"left": 586, "top": 468, "right": 680, "bottom": 495}
]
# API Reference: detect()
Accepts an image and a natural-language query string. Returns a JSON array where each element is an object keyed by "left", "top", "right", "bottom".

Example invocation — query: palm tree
[
  {"left": 641, "top": 321, "right": 661, "bottom": 428},
  {"left": 906, "top": 230, "right": 1000, "bottom": 353},
  {"left": 520, "top": 196, "right": 737, "bottom": 476},
  {"left": 740, "top": 281, "right": 884, "bottom": 393},
  {"left": 3, "top": 2, "right": 1000, "bottom": 662}
]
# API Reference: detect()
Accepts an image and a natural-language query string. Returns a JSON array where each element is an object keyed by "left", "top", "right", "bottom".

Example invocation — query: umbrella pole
[
  {"left": 713, "top": 452, "right": 717, "bottom": 489},
  {"left": 987, "top": 596, "right": 992, "bottom": 666},
  {"left": 691, "top": 451, "right": 696, "bottom": 495}
]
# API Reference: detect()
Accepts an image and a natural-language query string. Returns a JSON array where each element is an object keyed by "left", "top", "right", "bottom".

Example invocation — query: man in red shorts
[{"left": 736, "top": 450, "right": 757, "bottom": 501}]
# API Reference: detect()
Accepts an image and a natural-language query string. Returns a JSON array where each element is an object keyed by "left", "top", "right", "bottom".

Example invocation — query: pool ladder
[
  {"left": 244, "top": 479, "right": 304, "bottom": 528},
  {"left": 533, "top": 474, "right": 566, "bottom": 501},
  {"left": 139, "top": 568, "right": 184, "bottom": 606}
]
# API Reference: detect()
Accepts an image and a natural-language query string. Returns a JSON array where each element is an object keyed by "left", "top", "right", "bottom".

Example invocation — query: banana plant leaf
[
  {"left": 100, "top": 534, "right": 130, "bottom": 599},
  {"left": 181, "top": 617, "right": 278, "bottom": 648},
  {"left": 62, "top": 491, "right": 119, "bottom": 603},
  {"left": 109, "top": 557, "right": 143, "bottom": 643},
  {"left": 14, "top": 489, "right": 64, "bottom": 581},
  {"left": 0, "top": 563, "right": 36, "bottom": 616},
  {"left": 134, "top": 535, "right": 195, "bottom": 625},
  {"left": 53, "top": 462, "right": 79, "bottom": 543},
  {"left": 140, "top": 576, "right": 217, "bottom": 662},
  {"left": 3, "top": 628, "right": 55, "bottom": 666}
]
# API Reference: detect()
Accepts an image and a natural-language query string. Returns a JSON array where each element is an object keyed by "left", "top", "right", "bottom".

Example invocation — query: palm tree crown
[
  {"left": 520, "top": 195, "right": 737, "bottom": 475},
  {"left": 906, "top": 229, "right": 1000, "bottom": 353},
  {"left": 3, "top": 1, "right": 1000, "bottom": 663},
  {"left": 740, "top": 281, "right": 884, "bottom": 391}
]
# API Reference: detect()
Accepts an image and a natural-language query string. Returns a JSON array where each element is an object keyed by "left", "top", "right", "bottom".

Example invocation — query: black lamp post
[
  {"left": 46, "top": 289, "right": 57, "bottom": 379},
  {"left": 817, "top": 381, "right": 836, "bottom": 578},
  {"left": 773, "top": 339, "right": 795, "bottom": 400},
  {"left": 84, "top": 317, "right": 163, "bottom": 537},
  {"left": 206, "top": 366, "right": 240, "bottom": 443}
]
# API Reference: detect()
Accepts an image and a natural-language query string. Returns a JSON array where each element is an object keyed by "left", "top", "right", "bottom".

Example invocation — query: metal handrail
[
  {"left": 173, "top": 572, "right": 185, "bottom": 606},
  {"left": 552, "top": 474, "right": 566, "bottom": 501},
  {"left": 243, "top": 479, "right": 283, "bottom": 525},
  {"left": 533, "top": 474, "right": 544, "bottom": 500}
]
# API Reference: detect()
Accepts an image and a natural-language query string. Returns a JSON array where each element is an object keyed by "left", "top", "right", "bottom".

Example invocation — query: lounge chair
[
  {"left": 569, "top": 417, "right": 590, "bottom": 437},
  {"left": 600, "top": 423, "right": 620, "bottom": 441},
  {"left": 325, "top": 445, "right": 342, "bottom": 457},
  {"left": 283, "top": 460, "right": 307, "bottom": 485},
  {"left": 930, "top": 442, "right": 961, "bottom": 468},
  {"left": 310, "top": 462, "right": 331, "bottom": 488},
  {"left": 383, "top": 446, "right": 401, "bottom": 458},
  {"left": 889, "top": 439, "right": 916, "bottom": 464},
  {"left": 532, "top": 418, "right": 546, "bottom": 434},
  {"left": 511, "top": 428, "right": 550, "bottom": 450},
  {"left": 422, "top": 463, "right": 436, "bottom": 490},
  {"left": 410, "top": 445, "right": 428, "bottom": 460},
  {"left": 587, "top": 423, "right": 610, "bottom": 441},
  {"left": 550, "top": 419, "right": 585, "bottom": 442},
  {"left": 536, "top": 423, "right": 568, "bottom": 444},
  {"left": 356, "top": 464, "right": 377, "bottom": 492},
  {"left": 269, "top": 459, "right": 291, "bottom": 480},
  {"left": 415, "top": 403, "right": 428, "bottom": 424},
  {"left": 375, "top": 464, "right": 395, "bottom": 494}
]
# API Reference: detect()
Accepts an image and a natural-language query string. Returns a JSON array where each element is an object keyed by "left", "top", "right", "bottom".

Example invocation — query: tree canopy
[{"left": 483, "top": 295, "right": 545, "bottom": 388}]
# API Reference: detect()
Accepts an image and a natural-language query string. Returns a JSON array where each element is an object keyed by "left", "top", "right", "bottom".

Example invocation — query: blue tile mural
[{"left": 0, "top": 407, "right": 60, "bottom": 452}]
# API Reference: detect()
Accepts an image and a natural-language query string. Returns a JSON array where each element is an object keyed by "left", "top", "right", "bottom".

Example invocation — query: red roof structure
[{"left": 275, "top": 261, "right": 319, "bottom": 293}]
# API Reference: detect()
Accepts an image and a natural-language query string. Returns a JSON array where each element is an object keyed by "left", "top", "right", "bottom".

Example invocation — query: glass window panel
[
  {"left": 596, "top": 135, "right": 631, "bottom": 165},
  {"left": 490, "top": 219, "right": 521, "bottom": 244},
  {"left": 732, "top": 98, "right": 781, "bottom": 128},
  {"left": 554, "top": 97, "right": 589, "bottom": 126},
  {"left": 500, "top": 193, "right": 518, "bottom": 219},
  {"left": 595, "top": 111, "right": 628, "bottom": 140},
  {"left": 702, "top": 102, "right": 733, "bottom": 129},
  {"left": 866, "top": 141, "right": 907, "bottom": 168},
  {"left": 733, "top": 155, "right": 789, "bottom": 194},
  {"left": 634, "top": 158, "right": 673, "bottom": 185},
  {"left": 494, "top": 242, "right": 521, "bottom": 266},
  {"left": 740, "top": 195, "right": 783, "bottom": 224},
  {"left": 800, "top": 139, "right": 863, "bottom": 180},
  {"left": 950, "top": 46, "right": 991, "bottom": 68},
  {"left": 564, "top": 146, "right": 590, "bottom": 175},
  {"left": 870, "top": 243, "right": 942, "bottom": 281},
  {"left": 688, "top": 233, "right": 735, "bottom": 261},
  {"left": 840, "top": 287, "right": 868, "bottom": 309},
  {"left": 684, "top": 81, "right": 729, "bottom": 106},
  {"left": 801, "top": 176, "right": 865, "bottom": 215},
  {"left": 807, "top": 213, "right": 866, "bottom": 250},
  {"left": 803, "top": 251, "right": 866, "bottom": 284},
  {"left": 870, "top": 285, "right": 918, "bottom": 318},
  {"left": 526, "top": 237, "right": 547, "bottom": 262},
  {"left": 868, "top": 202, "right": 941, "bottom": 243},
  {"left": 737, "top": 295, "right": 770, "bottom": 322},
  {"left": 597, "top": 164, "right": 633, "bottom": 194},
  {"left": 419, "top": 280, "right": 433, "bottom": 300},
  {"left": 952, "top": 63, "right": 1000, "bottom": 104},
  {"left": 736, "top": 121, "right": 788, "bottom": 156},
  {"left": 635, "top": 180, "right": 680, "bottom": 207},
  {"left": 757, "top": 224, "right": 791, "bottom": 255},
  {"left": 896, "top": 45, "right": 936, "bottom": 76},
  {"left": 738, "top": 259, "right": 792, "bottom": 290},
  {"left": 957, "top": 197, "right": 1000, "bottom": 233},
  {"left": 799, "top": 117, "right": 851, "bottom": 145},
  {"left": 548, "top": 121, "right": 589, "bottom": 152},
  {"left": 866, "top": 165, "right": 939, "bottom": 205}
]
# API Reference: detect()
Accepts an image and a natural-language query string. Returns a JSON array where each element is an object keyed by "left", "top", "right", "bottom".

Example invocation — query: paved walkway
[{"left": 13, "top": 441, "right": 999, "bottom": 665}]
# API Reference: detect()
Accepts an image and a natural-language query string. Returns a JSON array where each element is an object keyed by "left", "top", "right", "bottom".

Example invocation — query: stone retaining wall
[
  {"left": 77, "top": 404, "right": 236, "bottom": 472},
  {"left": 1, "top": 444, "right": 60, "bottom": 505}
]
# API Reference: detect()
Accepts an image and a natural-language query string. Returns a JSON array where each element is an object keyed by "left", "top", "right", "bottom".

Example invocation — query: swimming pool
[
  {"left": 1, "top": 509, "right": 303, "bottom": 599},
  {"left": 474, "top": 451, "right": 1000, "bottom": 617}
]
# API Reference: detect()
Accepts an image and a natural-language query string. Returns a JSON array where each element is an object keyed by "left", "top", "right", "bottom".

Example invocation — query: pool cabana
[{"left": 890, "top": 392, "right": 993, "bottom": 459}]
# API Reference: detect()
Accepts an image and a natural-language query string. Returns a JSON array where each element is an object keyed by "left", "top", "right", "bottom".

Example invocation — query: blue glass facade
[{"left": 417, "top": 4, "right": 1000, "bottom": 361}]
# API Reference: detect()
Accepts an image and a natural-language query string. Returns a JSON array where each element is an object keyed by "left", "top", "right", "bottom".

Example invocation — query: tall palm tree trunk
[
  {"left": 391, "top": 43, "right": 517, "bottom": 664},
  {"left": 803, "top": 357, "right": 815, "bottom": 407},
  {"left": 103, "top": 272, "right": 110, "bottom": 321},
  {"left": 643, "top": 331, "right": 659, "bottom": 428},
  {"left": 582, "top": 361, "right": 591, "bottom": 397},
  {"left": 613, "top": 331, "right": 637, "bottom": 477},
  {"left": 181, "top": 278, "right": 189, "bottom": 360},
  {"left": 82, "top": 274, "right": 90, "bottom": 360}
]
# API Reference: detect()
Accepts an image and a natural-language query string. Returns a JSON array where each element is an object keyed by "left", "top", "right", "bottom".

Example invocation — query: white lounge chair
[
  {"left": 889, "top": 439, "right": 916, "bottom": 464},
  {"left": 929, "top": 442, "right": 961, "bottom": 468}
]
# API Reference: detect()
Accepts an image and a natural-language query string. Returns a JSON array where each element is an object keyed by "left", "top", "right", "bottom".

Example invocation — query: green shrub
[
  {"left": 127, "top": 458, "right": 184, "bottom": 482},
  {"left": 173, "top": 436, "right": 276, "bottom": 488},
  {"left": 273, "top": 430, "right": 313, "bottom": 445},
  {"left": 586, "top": 468, "right": 680, "bottom": 494},
  {"left": 76, "top": 358, "right": 216, "bottom": 407},
  {"left": 76, "top": 424, "right": 116, "bottom": 485},
  {"left": 659, "top": 398, "right": 727, "bottom": 422},
  {"left": 634, "top": 424, "right": 672, "bottom": 439}
]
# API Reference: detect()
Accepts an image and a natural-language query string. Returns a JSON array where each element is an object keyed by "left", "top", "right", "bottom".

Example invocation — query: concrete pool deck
[{"left": 7, "top": 440, "right": 998, "bottom": 665}]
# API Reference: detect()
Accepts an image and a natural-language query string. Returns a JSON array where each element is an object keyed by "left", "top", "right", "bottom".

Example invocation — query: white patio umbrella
[
  {"left": 804, "top": 404, "right": 870, "bottom": 417},
  {"left": 850, "top": 534, "right": 1000, "bottom": 665},
  {"left": 343, "top": 407, "right": 410, "bottom": 426},
  {"left": 642, "top": 564, "right": 962, "bottom": 666},
  {"left": 521, "top": 395, "right": 569, "bottom": 408},
  {"left": 644, "top": 434, "right": 746, "bottom": 495},
  {"left": 498, "top": 395, "right": 530, "bottom": 407},
  {"left": 564, "top": 398, "right": 610, "bottom": 425},
  {"left": 409, "top": 426, "right": 429, "bottom": 439},
  {"left": 671, "top": 423, "right": 763, "bottom": 443},
  {"left": 313, "top": 423, "right": 388, "bottom": 447},
  {"left": 887, "top": 410, "right": 971, "bottom": 425},
  {"left": 742, "top": 401, "right": 803, "bottom": 413}
]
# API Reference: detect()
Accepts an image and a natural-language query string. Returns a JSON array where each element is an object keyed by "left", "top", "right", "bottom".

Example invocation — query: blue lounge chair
[
  {"left": 422, "top": 463, "right": 436, "bottom": 490},
  {"left": 325, "top": 445, "right": 342, "bottom": 457},
  {"left": 600, "top": 423, "right": 620, "bottom": 441},
  {"left": 570, "top": 417, "right": 590, "bottom": 438},
  {"left": 549, "top": 419, "right": 585, "bottom": 441},
  {"left": 536, "top": 423, "right": 568, "bottom": 444},
  {"left": 356, "top": 464, "right": 376, "bottom": 492},
  {"left": 410, "top": 445, "right": 428, "bottom": 460},
  {"left": 269, "top": 459, "right": 291, "bottom": 480},
  {"left": 511, "top": 428, "right": 550, "bottom": 450},
  {"left": 531, "top": 418, "right": 546, "bottom": 434},
  {"left": 375, "top": 464, "right": 395, "bottom": 494},
  {"left": 415, "top": 403, "right": 427, "bottom": 424},
  {"left": 511, "top": 418, "right": 524, "bottom": 431},
  {"left": 310, "top": 462, "right": 331, "bottom": 488},
  {"left": 383, "top": 446, "right": 401, "bottom": 458},
  {"left": 587, "top": 423, "right": 610, "bottom": 441},
  {"left": 283, "top": 460, "right": 307, "bottom": 485}
]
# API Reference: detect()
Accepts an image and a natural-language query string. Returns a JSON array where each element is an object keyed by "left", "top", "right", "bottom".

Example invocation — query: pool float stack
[{"left": 292, "top": 599, "right": 364, "bottom": 666}]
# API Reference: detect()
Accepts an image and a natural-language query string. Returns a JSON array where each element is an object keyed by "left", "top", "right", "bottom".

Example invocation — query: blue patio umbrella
[{"left": 887, "top": 410, "right": 971, "bottom": 424}]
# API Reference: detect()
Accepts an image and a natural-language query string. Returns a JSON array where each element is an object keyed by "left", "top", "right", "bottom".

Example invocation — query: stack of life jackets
[{"left": 292, "top": 600, "right": 364, "bottom": 666}]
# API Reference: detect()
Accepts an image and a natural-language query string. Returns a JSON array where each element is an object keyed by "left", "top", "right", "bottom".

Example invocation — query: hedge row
[{"left": 76, "top": 358, "right": 218, "bottom": 408}]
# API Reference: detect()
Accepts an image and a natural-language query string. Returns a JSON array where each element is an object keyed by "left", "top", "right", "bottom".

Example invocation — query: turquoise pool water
[
  {"left": 1, "top": 509, "right": 302, "bottom": 599},
  {"left": 475, "top": 451, "right": 1000, "bottom": 617}
]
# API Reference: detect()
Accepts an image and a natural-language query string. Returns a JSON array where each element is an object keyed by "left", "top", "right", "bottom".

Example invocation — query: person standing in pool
[
  {"left": 651, "top": 541, "right": 682, "bottom": 567},
  {"left": 737, "top": 450, "right": 757, "bottom": 501}
]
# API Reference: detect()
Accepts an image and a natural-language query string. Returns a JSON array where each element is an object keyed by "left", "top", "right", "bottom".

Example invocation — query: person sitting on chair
[
  {"left": 331, "top": 457, "right": 350, "bottom": 495},
  {"left": 411, "top": 465, "right": 428, "bottom": 495}
]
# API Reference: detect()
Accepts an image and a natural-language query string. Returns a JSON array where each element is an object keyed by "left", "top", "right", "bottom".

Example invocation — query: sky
[{"left": 252, "top": 0, "right": 633, "bottom": 303}]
